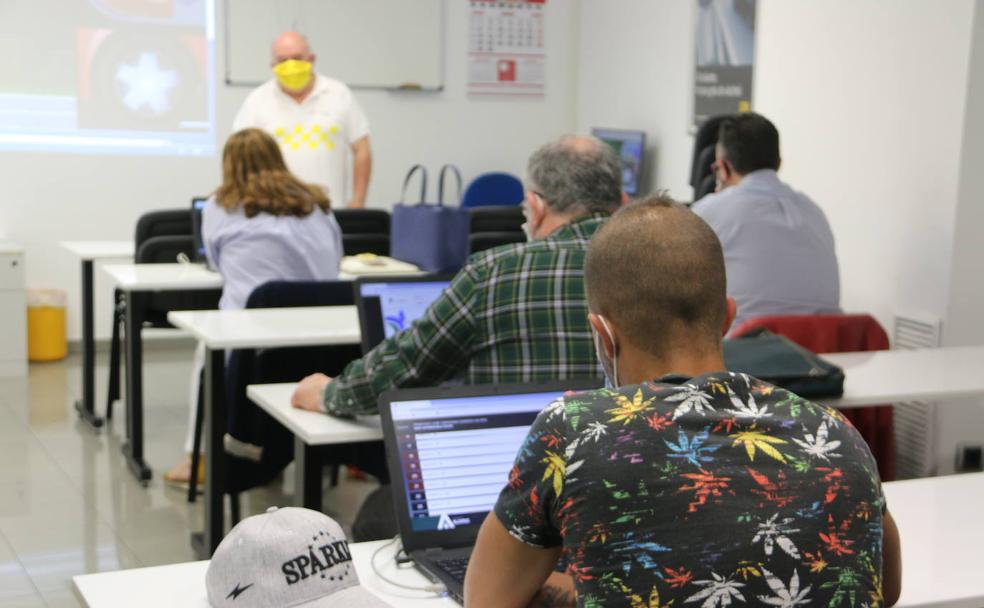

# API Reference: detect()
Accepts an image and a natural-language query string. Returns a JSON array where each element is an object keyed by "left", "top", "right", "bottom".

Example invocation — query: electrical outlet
[{"left": 955, "top": 443, "right": 984, "bottom": 473}]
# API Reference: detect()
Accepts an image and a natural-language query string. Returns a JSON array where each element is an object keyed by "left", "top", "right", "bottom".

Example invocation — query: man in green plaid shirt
[{"left": 292, "top": 135, "right": 625, "bottom": 416}]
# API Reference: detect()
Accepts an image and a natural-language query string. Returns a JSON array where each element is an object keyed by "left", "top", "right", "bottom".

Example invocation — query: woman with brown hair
[{"left": 165, "top": 128, "right": 345, "bottom": 487}]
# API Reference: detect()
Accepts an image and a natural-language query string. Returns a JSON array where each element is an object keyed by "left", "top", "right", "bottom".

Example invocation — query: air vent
[{"left": 892, "top": 311, "right": 942, "bottom": 479}]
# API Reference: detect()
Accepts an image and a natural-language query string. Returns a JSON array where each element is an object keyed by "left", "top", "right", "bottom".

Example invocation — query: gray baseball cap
[{"left": 206, "top": 506, "right": 387, "bottom": 607}]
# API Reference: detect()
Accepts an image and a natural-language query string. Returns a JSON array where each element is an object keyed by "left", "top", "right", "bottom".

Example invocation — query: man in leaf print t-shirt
[{"left": 464, "top": 195, "right": 901, "bottom": 607}]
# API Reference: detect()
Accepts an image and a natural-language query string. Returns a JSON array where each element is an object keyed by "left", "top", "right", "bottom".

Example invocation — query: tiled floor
[{"left": 0, "top": 343, "right": 377, "bottom": 607}]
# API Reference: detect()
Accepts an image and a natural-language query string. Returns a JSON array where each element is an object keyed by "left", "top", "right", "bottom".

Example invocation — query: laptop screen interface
[{"left": 388, "top": 391, "right": 567, "bottom": 534}]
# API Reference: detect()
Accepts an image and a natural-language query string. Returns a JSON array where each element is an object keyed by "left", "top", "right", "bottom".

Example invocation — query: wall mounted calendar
[{"left": 468, "top": 0, "right": 546, "bottom": 98}]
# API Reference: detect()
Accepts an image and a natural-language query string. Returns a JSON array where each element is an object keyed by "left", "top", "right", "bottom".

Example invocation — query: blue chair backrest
[{"left": 461, "top": 172, "right": 524, "bottom": 209}]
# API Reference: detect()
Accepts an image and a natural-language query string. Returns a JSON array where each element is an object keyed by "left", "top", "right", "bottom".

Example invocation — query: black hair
[{"left": 717, "top": 112, "right": 780, "bottom": 174}]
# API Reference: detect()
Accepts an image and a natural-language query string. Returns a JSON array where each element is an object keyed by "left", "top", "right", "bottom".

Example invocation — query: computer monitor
[
  {"left": 591, "top": 128, "right": 646, "bottom": 196},
  {"left": 354, "top": 276, "right": 452, "bottom": 353},
  {"left": 190, "top": 196, "right": 208, "bottom": 263}
]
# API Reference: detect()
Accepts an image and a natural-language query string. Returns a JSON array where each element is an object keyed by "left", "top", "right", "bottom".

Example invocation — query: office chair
[
  {"left": 105, "top": 212, "right": 220, "bottom": 421},
  {"left": 469, "top": 206, "right": 525, "bottom": 233},
  {"left": 461, "top": 172, "right": 524, "bottom": 208},
  {"left": 187, "top": 280, "right": 364, "bottom": 520},
  {"left": 342, "top": 233, "right": 389, "bottom": 256},
  {"left": 469, "top": 231, "right": 526, "bottom": 254},
  {"left": 731, "top": 313, "right": 896, "bottom": 481},
  {"left": 333, "top": 209, "right": 390, "bottom": 256},
  {"left": 333, "top": 209, "right": 390, "bottom": 235},
  {"left": 689, "top": 114, "right": 730, "bottom": 203}
]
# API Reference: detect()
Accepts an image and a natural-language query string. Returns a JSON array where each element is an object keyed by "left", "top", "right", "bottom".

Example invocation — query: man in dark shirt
[{"left": 465, "top": 195, "right": 901, "bottom": 607}]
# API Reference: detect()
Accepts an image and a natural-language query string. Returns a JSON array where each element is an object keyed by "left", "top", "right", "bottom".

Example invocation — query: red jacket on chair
[{"left": 731, "top": 314, "right": 895, "bottom": 481}]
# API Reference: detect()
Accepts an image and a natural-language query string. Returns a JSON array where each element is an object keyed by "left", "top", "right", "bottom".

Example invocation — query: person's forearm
[
  {"left": 882, "top": 509, "right": 902, "bottom": 606},
  {"left": 322, "top": 358, "right": 379, "bottom": 416},
  {"left": 349, "top": 140, "right": 371, "bottom": 208}
]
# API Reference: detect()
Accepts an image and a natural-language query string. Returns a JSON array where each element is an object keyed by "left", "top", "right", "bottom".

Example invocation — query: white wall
[
  {"left": 754, "top": 0, "right": 975, "bottom": 332},
  {"left": 0, "top": 0, "right": 581, "bottom": 342},
  {"left": 935, "top": 2, "right": 984, "bottom": 473},
  {"left": 578, "top": 0, "right": 977, "bottom": 334},
  {"left": 577, "top": 0, "right": 983, "bottom": 474},
  {"left": 576, "top": 0, "right": 695, "bottom": 199}
]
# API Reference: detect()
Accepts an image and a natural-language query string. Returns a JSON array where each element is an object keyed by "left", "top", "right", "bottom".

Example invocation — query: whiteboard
[{"left": 225, "top": 0, "right": 444, "bottom": 90}]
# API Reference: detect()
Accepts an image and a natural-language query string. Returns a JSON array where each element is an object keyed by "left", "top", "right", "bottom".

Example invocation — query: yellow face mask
[{"left": 273, "top": 59, "right": 313, "bottom": 92}]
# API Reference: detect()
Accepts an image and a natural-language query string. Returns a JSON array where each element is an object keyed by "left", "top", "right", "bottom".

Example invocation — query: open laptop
[
  {"left": 190, "top": 196, "right": 208, "bottom": 263},
  {"left": 353, "top": 275, "right": 452, "bottom": 353},
  {"left": 379, "top": 381, "right": 598, "bottom": 603}
]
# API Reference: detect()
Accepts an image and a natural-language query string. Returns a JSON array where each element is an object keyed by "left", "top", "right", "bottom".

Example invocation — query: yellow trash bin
[{"left": 27, "top": 288, "right": 67, "bottom": 362}]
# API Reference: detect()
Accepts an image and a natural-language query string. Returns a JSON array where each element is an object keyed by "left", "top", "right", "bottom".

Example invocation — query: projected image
[{"left": 0, "top": 0, "right": 215, "bottom": 155}]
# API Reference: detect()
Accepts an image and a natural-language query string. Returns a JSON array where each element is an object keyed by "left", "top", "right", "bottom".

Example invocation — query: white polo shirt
[{"left": 232, "top": 74, "right": 370, "bottom": 205}]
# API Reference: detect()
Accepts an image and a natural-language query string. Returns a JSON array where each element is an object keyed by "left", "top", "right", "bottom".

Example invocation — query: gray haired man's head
[{"left": 526, "top": 135, "right": 623, "bottom": 215}]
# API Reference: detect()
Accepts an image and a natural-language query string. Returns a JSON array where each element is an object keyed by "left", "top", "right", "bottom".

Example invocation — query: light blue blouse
[{"left": 202, "top": 198, "right": 344, "bottom": 310}]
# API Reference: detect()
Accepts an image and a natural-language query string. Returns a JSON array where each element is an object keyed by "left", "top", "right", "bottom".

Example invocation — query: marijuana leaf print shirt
[{"left": 493, "top": 372, "right": 886, "bottom": 607}]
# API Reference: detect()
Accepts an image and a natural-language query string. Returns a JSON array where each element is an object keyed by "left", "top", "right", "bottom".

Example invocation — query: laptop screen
[
  {"left": 387, "top": 389, "right": 570, "bottom": 536},
  {"left": 191, "top": 197, "right": 207, "bottom": 263},
  {"left": 356, "top": 279, "right": 450, "bottom": 352}
]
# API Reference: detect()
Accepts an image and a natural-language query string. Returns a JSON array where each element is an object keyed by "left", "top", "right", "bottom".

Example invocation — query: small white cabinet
[{"left": 0, "top": 243, "right": 26, "bottom": 376}]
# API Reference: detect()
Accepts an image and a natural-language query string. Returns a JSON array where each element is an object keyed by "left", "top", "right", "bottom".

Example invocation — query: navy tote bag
[{"left": 390, "top": 164, "right": 470, "bottom": 274}]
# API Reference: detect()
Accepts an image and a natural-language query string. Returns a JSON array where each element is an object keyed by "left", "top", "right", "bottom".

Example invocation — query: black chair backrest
[
  {"left": 333, "top": 209, "right": 390, "bottom": 235},
  {"left": 245, "top": 280, "right": 355, "bottom": 309},
  {"left": 225, "top": 279, "right": 361, "bottom": 493},
  {"left": 135, "top": 235, "right": 194, "bottom": 264},
  {"left": 342, "top": 233, "right": 390, "bottom": 257},
  {"left": 690, "top": 114, "right": 730, "bottom": 190},
  {"left": 469, "top": 231, "right": 526, "bottom": 254},
  {"left": 135, "top": 209, "right": 193, "bottom": 249},
  {"left": 469, "top": 206, "right": 525, "bottom": 233},
  {"left": 695, "top": 173, "right": 718, "bottom": 203}
]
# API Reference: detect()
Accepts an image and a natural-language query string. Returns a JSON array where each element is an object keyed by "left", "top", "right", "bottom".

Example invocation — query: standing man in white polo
[{"left": 233, "top": 31, "right": 372, "bottom": 208}]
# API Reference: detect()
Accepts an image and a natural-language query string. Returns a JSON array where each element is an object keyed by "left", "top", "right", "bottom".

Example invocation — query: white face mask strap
[{"left": 598, "top": 315, "right": 619, "bottom": 387}]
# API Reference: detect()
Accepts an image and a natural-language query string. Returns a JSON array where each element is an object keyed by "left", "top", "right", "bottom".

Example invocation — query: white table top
[
  {"left": 247, "top": 383, "right": 382, "bottom": 445},
  {"left": 60, "top": 241, "right": 135, "bottom": 260},
  {"left": 820, "top": 345, "right": 984, "bottom": 408},
  {"left": 73, "top": 539, "right": 456, "bottom": 607},
  {"left": 884, "top": 472, "right": 984, "bottom": 607},
  {"left": 70, "top": 472, "right": 984, "bottom": 607},
  {"left": 103, "top": 263, "right": 223, "bottom": 291},
  {"left": 167, "top": 306, "right": 360, "bottom": 349}
]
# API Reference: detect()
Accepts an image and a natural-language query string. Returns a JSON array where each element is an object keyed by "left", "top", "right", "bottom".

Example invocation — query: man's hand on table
[{"left": 291, "top": 373, "right": 332, "bottom": 412}]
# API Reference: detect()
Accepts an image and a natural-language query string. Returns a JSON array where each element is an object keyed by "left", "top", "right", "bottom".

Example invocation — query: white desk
[
  {"left": 59, "top": 241, "right": 134, "bottom": 430},
  {"left": 246, "top": 383, "right": 381, "bottom": 445},
  {"left": 73, "top": 539, "right": 456, "bottom": 607},
  {"left": 100, "top": 263, "right": 223, "bottom": 482},
  {"left": 103, "top": 262, "right": 223, "bottom": 292},
  {"left": 884, "top": 472, "right": 984, "bottom": 607},
  {"left": 821, "top": 346, "right": 984, "bottom": 408},
  {"left": 167, "top": 306, "right": 360, "bottom": 349},
  {"left": 72, "top": 473, "right": 984, "bottom": 607},
  {"left": 166, "top": 306, "right": 362, "bottom": 559},
  {"left": 246, "top": 382, "right": 382, "bottom": 511}
]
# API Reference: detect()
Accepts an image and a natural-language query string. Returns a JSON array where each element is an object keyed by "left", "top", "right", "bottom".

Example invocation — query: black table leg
[
  {"left": 74, "top": 260, "right": 104, "bottom": 430},
  {"left": 193, "top": 347, "right": 227, "bottom": 558},
  {"left": 295, "top": 438, "right": 323, "bottom": 511},
  {"left": 122, "top": 290, "right": 151, "bottom": 483}
]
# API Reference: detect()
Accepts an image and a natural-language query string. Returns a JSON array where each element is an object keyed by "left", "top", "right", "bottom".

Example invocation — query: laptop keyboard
[{"left": 434, "top": 556, "right": 470, "bottom": 582}]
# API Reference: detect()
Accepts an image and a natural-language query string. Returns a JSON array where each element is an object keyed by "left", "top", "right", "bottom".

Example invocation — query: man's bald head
[
  {"left": 271, "top": 31, "right": 314, "bottom": 65},
  {"left": 585, "top": 194, "right": 728, "bottom": 358}
]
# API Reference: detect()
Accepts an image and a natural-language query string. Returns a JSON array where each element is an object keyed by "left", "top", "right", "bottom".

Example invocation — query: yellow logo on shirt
[{"left": 273, "top": 124, "right": 339, "bottom": 151}]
